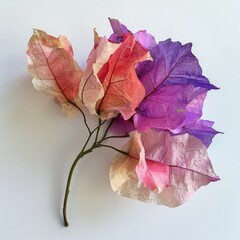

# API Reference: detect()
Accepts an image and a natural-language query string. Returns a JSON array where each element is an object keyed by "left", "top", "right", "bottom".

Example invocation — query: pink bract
[
  {"left": 96, "top": 34, "right": 150, "bottom": 120},
  {"left": 27, "top": 29, "right": 83, "bottom": 114},
  {"left": 110, "top": 130, "right": 219, "bottom": 207}
]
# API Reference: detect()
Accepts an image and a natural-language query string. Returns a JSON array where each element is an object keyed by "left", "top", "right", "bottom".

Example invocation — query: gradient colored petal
[
  {"left": 175, "top": 92, "right": 220, "bottom": 147},
  {"left": 148, "top": 39, "right": 217, "bottom": 89},
  {"left": 110, "top": 131, "right": 170, "bottom": 193},
  {"left": 134, "top": 39, "right": 217, "bottom": 132},
  {"left": 108, "top": 18, "right": 129, "bottom": 43},
  {"left": 27, "top": 29, "right": 83, "bottom": 114},
  {"left": 134, "top": 84, "right": 207, "bottom": 132},
  {"left": 183, "top": 120, "right": 221, "bottom": 148},
  {"left": 183, "top": 92, "right": 207, "bottom": 124},
  {"left": 136, "top": 159, "right": 170, "bottom": 191},
  {"left": 79, "top": 31, "right": 120, "bottom": 115},
  {"left": 110, "top": 115, "right": 135, "bottom": 135},
  {"left": 109, "top": 18, "right": 157, "bottom": 51},
  {"left": 96, "top": 34, "right": 150, "bottom": 120},
  {"left": 134, "top": 30, "right": 157, "bottom": 50},
  {"left": 110, "top": 130, "right": 219, "bottom": 207}
]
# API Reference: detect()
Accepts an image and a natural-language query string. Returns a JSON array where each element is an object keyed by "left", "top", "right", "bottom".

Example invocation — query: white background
[{"left": 0, "top": 0, "right": 239, "bottom": 239}]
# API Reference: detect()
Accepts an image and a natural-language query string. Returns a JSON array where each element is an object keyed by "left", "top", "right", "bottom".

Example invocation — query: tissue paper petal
[
  {"left": 110, "top": 130, "right": 219, "bottom": 207},
  {"left": 110, "top": 115, "right": 135, "bottom": 135},
  {"left": 109, "top": 18, "right": 157, "bottom": 51},
  {"left": 183, "top": 120, "right": 221, "bottom": 148},
  {"left": 134, "top": 30, "right": 157, "bottom": 50},
  {"left": 108, "top": 18, "right": 129, "bottom": 43},
  {"left": 79, "top": 32, "right": 120, "bottom": 115},
  {"left": 27, "top": 29, "right": 83, "bottom": 113},
  {"left": 134, "top": 39, "right": 217, "bottom": 132},
  {"left": 96, "top": 34, "right": 149, "bottom": 120}
]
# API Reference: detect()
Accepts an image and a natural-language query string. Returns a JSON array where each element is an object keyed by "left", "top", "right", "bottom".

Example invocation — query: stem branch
[
  {"left": 63, "top": 148, "right": 93, "bottom": 227},
  {"left": 101, "top": 134, "right": 129, "bottom": 141},
  {"left": 69, "top": 100, "right": 91, "bottom": 134},
  {"left": 99, "top": 144, "right": 128, "bottom": 156},
  {"left": 101, "top": 117, "right": 115, "bottom": 140},
  {"left": 94, "top": 119, "right": 102, "bottom": 145},
  {"left": 63, "top": 115, "right": 129, "bottom": 227}
]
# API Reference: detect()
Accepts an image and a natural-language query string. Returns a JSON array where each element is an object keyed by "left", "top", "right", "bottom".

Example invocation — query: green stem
[
  {"left": 94, "top": 119, "right": 102, "bottom": 145},
  {"left": 99, "top": 144, "right": 128, "bottom": 156},
  {"left": 100, "top": 117, "right": 116, "bottom": 141},
  {"left": 63, "top": 148, "right": 94, "bottom": 227},
  {"left": 80, "top": 71, "right": 93, "bottom": 105},
  {"left": 69, "top": 100, "right": 91, "bottom": 134},
  {"left": 101, "top": 134, "right": 129, "bottom": 141},
  {"left": 63, "top": 119, "right": 104, "bottom": 227},
  {"left": 63, "top": 116, "right": 128, "bottom": 227}
]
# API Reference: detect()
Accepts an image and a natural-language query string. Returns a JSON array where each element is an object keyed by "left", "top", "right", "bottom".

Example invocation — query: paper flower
[
  {"left": 27, "top": 29, "right": 83, "bottom": 114},
  {"left": 26, "top": 18, "right": 220, "bottom": 227},
  {"left": 84, "top": 33, "right": 150, "bottom": 120},
  {"left": 110, "top": 130, "right": 219, "bottom": 207}
]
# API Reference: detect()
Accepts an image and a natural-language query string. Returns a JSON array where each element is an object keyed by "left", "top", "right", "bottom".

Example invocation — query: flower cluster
[{"left": 27, "top": 18, "right": 220, "bottom": 226}]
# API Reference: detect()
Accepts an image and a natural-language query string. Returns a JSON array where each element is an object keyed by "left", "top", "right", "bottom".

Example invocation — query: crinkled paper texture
[
  {"left": 79, "top": 32, "right": 120, "bottom": 116},
  {"left": 110, "top": 130, "right": 219, "bottom": 207},
  {"left": 182, "top": 120, "right": 221, "bottom": 148},
  {"left": 109, "top": 18, "right": 157, "bottom": 51},
  {"left": 27, "top": 29, "right": 83, "bottom": 114},
  {"left": 96, "top": 34, "right": 150, "bottom": 120},
  {"left": 134, "top": 39, "right": 218, "bottom": 132},
  {"left": 26, "top": 20, "right": 220, "bottom": 209}
]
